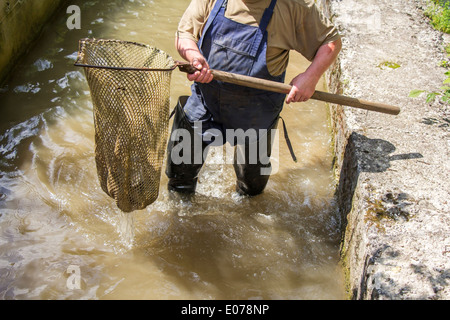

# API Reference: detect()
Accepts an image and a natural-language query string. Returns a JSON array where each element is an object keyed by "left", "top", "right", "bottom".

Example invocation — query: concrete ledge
[
  {"left": 0, "top": 0, "right": 68, "bottom": 85},
  {"left": 323, "top": 0, "right": 450, "bottom": 299}
]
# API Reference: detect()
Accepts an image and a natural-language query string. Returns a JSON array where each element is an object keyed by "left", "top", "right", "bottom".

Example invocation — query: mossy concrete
[
  {"left": 0, "top": 0, "right": 68, "bottom": 85},
  {"left": 320, "top": 0, "right": 450, "bottom": 299}
]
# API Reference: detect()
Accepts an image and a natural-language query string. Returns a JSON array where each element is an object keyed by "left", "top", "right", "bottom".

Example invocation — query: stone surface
[{"left": 325, "top": 0, "right": 450, "bottom": 299}]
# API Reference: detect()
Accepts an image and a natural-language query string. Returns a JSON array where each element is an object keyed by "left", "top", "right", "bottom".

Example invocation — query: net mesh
[{"left": 76, "top": 39, "right": 175, "bottom": 212}]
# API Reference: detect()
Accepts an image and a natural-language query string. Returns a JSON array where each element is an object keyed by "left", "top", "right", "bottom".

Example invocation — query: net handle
[{"left": 74, "top": 62, "right": 179, "bottom": 72}]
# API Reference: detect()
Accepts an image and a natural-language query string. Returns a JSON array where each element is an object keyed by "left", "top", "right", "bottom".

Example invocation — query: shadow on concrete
[
  {"left": 334, "top": 132, "right": 424, "bottom": 299},
  {"left": 336, "top": 132, "right": 423, "bottom": 223},
  {"left": 352, "top": 133, "right": 423, "bottom": 173},
  {"left": 358, "top": 245, "right": 450, "bottom": 300},
  {"left": 421, "top": 117, "right": 450, "bottom": 128}
]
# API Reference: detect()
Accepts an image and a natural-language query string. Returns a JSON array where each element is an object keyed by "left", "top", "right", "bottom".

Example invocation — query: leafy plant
[
  {"left": 424, "top": 0, "right": 450, "bottom": 33},
  {"left": 409, "top": 2, "right": 449, "bottom": 105},
  {"left": 410, "top": 40, "right": 450, "bottom": 105},
  {"left": 409, "top": 71, "right": 450, "bottom": 104}
]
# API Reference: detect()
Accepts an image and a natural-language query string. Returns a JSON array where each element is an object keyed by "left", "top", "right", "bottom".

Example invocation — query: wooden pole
[{"left": 210, "top": 69, "right": 401, "bottom": 116}]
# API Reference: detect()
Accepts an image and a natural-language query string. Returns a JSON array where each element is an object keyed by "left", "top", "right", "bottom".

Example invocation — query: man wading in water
[{"left": 166, "top": 0, "right": 341, "bottom": 196}]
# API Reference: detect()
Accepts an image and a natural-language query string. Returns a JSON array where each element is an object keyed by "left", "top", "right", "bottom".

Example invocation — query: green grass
[
  {"left": 424, "top": 0, "right": 450, "bottom": 33},
  {"left": 409, "top": 2, "right": 450, "bottom": 105}
]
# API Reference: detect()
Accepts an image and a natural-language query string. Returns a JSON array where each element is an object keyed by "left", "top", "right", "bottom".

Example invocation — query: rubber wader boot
[
  {"left": 165, "top": 96, "right": 208, "bottom": 194},
  {"left": 234, "top": 118, "right": 279, "bottom": 196}
]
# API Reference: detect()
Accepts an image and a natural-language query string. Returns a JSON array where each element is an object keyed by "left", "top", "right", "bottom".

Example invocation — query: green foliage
[
  {"left": 410, "top": 2, "right": 449, "bottom": 105},
  {"left": 442, "top": 70, "right": 450, "bottom": 103},
  {"left": 409, "top": 70, "right": 450, "bottom": 104},
  {"left": 424, "top": 0, "right": 450, "bottom": 33},
  {"left": 439, "top": 60, "right": 450, "bottom": 68}
]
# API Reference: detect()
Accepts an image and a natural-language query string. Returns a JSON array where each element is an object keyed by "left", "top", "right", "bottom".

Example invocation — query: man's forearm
[
  {"left": 286, "top": 38, "right": 341, "bottom": 104},
  {"left": 304, "top": 38, "right": 342, "bottom": 84},
  {"left": 175, "top": 37, "right": 202, "bottom": 62}
]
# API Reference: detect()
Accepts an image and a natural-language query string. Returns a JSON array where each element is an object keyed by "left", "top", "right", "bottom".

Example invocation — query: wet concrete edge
[
  {"left": 319, "top": 0, "right": 450, "bottom": 300},
  {"left": 0, "top": 0, "right": 69, "bottom": 85}
]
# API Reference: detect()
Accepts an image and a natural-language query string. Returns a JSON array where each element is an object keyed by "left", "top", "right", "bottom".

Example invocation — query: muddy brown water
[{"left": 0, "top": 0, "right": 345, "bottom": 299}]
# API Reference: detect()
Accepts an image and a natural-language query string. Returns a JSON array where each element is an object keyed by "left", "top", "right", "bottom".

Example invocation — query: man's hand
[
  {"left": 176, "top": 37, "right": 213, "bottom": 83},
  {"left": 286, "top": 73, "right": 318, "bottom": 104},
  {"left": 188, "top": 56, "right": 213, "bottom": 83}
]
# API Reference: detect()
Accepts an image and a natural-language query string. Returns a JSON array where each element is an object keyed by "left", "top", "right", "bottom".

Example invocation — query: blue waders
[{"left": 166, "top": 0, "right": 287, "bottom": 196}]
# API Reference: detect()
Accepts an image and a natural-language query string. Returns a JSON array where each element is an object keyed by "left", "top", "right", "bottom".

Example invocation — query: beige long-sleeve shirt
[{"left": 177, "top": 0, "right": 340, "bottom": 76}]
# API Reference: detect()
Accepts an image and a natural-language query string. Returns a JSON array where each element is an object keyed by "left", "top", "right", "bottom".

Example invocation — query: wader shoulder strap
[
  {"left": 250, "top": 0, "right": 278, "bottom": 57},
  {"left": 198, "top": 0, "right": 227, "bottom": 49},
  {"left": 279, "top": 116, "right": 298, "bottom": 163},
  {"left": 259, "top": 0, "right": 277, "bottom": 33}
]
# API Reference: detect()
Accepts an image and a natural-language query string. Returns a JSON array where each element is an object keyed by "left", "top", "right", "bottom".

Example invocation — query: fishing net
[{"left": 75, "top": 39, "right": 176, "bottom": 212}]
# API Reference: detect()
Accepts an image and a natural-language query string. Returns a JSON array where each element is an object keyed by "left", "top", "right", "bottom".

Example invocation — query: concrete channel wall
[
  {"left": 319, "top": 0, "right": 450, "bottom": 300},
  {"left": 0, "top": 0, "right": 68, "bottom": 85}
]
